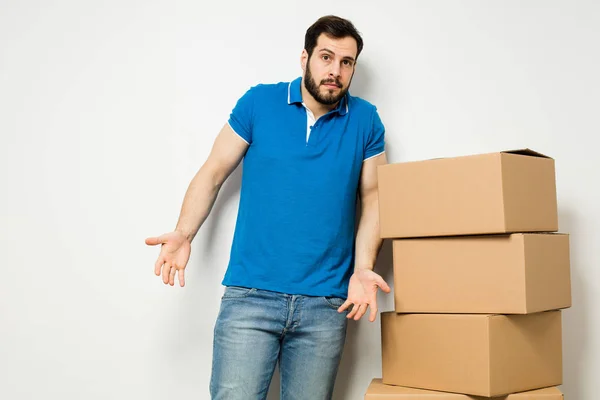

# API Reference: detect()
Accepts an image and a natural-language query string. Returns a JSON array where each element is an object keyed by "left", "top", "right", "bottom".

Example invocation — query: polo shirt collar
[{"left": 287, "top": 77, "right": 349, "bottom": 116}]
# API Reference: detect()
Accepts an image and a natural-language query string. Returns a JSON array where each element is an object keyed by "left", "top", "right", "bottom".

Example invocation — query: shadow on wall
[
  {"left": 333, "top": 239, "right": 394, "bottom": 400},
  {"left": 559, "top": 207, "right": 587, "bottom": 400},
  {"left": 199, "top": 162, "right": 243, "bottom": 258},
  {"left": 349, "top": 59, "right": 374, "bottom": 101}
]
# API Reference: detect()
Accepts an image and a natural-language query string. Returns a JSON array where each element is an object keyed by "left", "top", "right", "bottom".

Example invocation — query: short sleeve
[
  {"left": 227, "top": 87, "right": 255, "bottom": 144},
  {"left": 364, "top": 107, "right": 385, "bottom": 161}
]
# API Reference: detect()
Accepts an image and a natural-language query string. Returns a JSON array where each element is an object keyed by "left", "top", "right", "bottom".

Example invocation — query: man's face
[{"left": 302, "top": 34, "right": 357, "bottom": 106}]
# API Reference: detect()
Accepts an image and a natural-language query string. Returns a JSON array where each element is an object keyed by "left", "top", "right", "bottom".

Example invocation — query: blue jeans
[{"left": 210, "top": 286, "right": 348, "bottom": 400}]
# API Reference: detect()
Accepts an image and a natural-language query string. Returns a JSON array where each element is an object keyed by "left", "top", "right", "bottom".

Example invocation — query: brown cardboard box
[
  {"left": 364, "top": 379, "right": 564, "bottom": 399},
  {"left": 377, "top": 149, "right": 558, "bottom": 239},
  {"left": 393, "top": 233, "right": 571, "bottom": 314},
  {"left": 381, "top": 311, "right": 562, "bottom": 397}
]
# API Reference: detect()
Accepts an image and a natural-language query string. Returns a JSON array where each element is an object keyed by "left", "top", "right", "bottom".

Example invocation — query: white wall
[{"left": 1, "top": 1, "right": 598, "bottom": 399}]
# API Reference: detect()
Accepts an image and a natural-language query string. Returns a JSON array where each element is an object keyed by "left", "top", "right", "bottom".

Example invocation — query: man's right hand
[{"left": 145, "top": 231, "right": 191, "bottom": 287}]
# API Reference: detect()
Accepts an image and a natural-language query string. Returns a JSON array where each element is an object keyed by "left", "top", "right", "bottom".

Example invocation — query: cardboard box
[
  {"left": 377, "top": 149, "right": 558, "bottom": 238},
  {"left": 381, "top": 311, "right": 562, "bottom": 397},
  {"left": 365, "top": 379, "right": 564, "bottom": 399},
  {"left": 393, "top": 233, "right": 571, "bottom": 314}
]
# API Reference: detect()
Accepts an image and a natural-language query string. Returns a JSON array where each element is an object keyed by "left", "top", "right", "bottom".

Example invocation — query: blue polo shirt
[{"left": 222, "top": 77, "right": 385, "bottom": 298}]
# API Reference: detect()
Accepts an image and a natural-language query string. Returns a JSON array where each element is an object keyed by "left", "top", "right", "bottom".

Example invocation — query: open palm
[
  {"left": 145, "top": 231, "right": 191, "bottom": 287},
  {"left": 338, "top": 269, "right": 390, "bottom": 322}
]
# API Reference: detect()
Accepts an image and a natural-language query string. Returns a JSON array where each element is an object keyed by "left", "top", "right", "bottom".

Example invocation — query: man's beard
[{"left": 304, "top": 59, "right": 351, "bottom": 106}]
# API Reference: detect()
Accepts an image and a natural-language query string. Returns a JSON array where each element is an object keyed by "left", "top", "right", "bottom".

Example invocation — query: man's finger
[
  {"left": 376, "top": 276, "right": 391, "bottom": 293},
  {"left": 145, "top": 236, "right": 162, "bottom": 246},
  {"left": 162, "top": 264, "right": 171, "bottom": 284},
  {"left": 354, "top": 303, "right": 368, "bottom": 321},
  {"left": 346, "top": 303, "right": 359, "bottom": 319},
  {"left": 154, "top": 257, "right": 164, "bottom": 276},
  {"left": 178, "top": 269, "right": 185, "bottom": 287},
  {"left": 348, "top": 303, "right": 366, "bottom": 320},
  {"left": 169, "top": 266, "right": 177, "bottom": 286},
  {"left": 368, "top": 302, "right": 378, "bottom": 322},
  {"left": 337, "top": 300, "right": 353, "bottom": 313}
]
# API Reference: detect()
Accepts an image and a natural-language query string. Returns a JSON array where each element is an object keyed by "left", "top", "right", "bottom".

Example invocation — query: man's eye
[{"left": 322, "top": 55, "right": 330, "bottom": 61}]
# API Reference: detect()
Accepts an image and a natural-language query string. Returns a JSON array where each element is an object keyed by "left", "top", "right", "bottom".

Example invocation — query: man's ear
[{"left": 300, "top": 49, "right": 308, "bottom": 72}]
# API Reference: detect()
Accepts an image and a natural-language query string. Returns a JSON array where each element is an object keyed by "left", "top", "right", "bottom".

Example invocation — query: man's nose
[{"left": 329, "top": 63, "right": 341, "bottom": 78}]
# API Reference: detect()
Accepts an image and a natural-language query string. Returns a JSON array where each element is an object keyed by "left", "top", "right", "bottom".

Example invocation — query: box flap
[{"left": 501, "top": 148, "right": 552, "bottom": 159}]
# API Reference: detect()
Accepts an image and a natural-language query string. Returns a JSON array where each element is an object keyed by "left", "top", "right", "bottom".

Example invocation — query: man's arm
[
  {"left": 354, "top": 152, "right": 388, "bottom": 271},
  {"left": 146, "top": 123, "right": 248, "bottom": 287},
  {"left": 338, "top": 152, "right": 391, "bottom": 321},
  {"left": 174, "top": 123, "right": 249, "bottom": 242}
]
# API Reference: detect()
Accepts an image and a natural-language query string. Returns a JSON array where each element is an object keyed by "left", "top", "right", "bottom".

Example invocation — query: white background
[{"left": 1, "top": 1, "right": 598, "bottom": 399}]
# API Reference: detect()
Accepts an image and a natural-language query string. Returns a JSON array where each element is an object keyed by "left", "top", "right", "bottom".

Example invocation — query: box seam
[
  {"left": 499, "top": 153, "right": 509, "bottom": 232},
  {"left": 522, "top": 235, "right": 530, "bottom": 313},
  {"left": 487, "top": 315, "right": 492, "bottom": 396}
]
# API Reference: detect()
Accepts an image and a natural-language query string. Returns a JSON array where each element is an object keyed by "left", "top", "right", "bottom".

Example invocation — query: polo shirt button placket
[{"left": 307, "top": 124, "right": 315, "bottom": 146}]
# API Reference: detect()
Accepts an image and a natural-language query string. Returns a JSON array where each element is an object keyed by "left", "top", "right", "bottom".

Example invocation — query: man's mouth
[{"left": 321, "top": 81, "right": 342, "bottom": 88}]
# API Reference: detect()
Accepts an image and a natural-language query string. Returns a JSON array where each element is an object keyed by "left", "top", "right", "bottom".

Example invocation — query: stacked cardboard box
[{"left": 365, "top": 149, "right": 571, "bottom": 399}]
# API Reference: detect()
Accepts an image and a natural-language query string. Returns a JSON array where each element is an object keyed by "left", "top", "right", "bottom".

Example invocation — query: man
[{"left": 146, "top": 15, "right": 390, "bottom": 400}]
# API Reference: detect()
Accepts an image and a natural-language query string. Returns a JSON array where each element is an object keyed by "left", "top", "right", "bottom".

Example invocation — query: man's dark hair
[{"left": 304, "top": 15, "right": 364, "bottom": 59}]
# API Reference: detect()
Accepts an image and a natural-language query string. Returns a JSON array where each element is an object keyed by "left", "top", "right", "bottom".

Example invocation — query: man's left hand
[{"left": 338, "top": 268, "right": 391, "bottom": 322}]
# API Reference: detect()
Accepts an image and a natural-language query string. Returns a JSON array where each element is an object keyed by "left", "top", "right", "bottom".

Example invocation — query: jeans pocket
[
  {"left": 222, "top": 286, "right": 256, "bottom": 299},
  {"left": 322, "top": 296, "right": 346, "bottom": 310}
]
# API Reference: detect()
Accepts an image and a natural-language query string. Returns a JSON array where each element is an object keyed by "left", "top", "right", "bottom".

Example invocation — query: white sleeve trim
[
  {"left": 363, "top": 150, "right": 385, "bottom": 162},
  {"left": 227, "top": 121, "right": 250, "bottom": 145}
]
